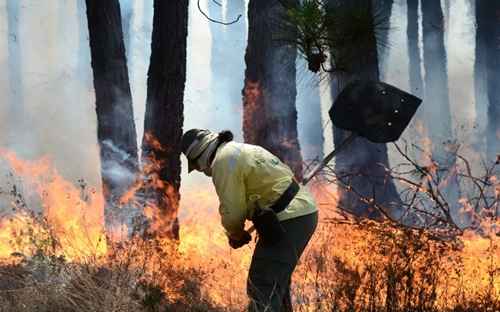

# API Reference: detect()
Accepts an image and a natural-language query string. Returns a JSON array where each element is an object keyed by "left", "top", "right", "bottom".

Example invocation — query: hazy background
[{"left": 0, "top": 0, "right": 483, "bottom": 219}]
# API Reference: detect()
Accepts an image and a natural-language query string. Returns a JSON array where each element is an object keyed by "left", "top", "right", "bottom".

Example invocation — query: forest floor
[
  {"left": 0, "top": 152, "right": 498, "bottom": 311},
  {"left": 0, "top": 210, "right": 498, "bottom": 312}
]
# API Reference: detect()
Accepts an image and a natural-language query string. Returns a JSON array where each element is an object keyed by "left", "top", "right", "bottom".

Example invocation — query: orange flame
[
  {"left": 0, "top": 149, "right": 106, "bottom": 260},
  {"left": 0, "top": 147, "right": 498, "bottom": 309}
]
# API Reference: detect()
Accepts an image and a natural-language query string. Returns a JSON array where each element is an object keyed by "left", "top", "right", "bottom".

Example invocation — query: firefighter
[{"left": 181, "top": 129, "right": 318, "bottom": 312}]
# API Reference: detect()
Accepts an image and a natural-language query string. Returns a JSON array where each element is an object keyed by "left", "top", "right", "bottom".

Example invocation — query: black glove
[{"left": 228, "top": 231, "right": 252, "bottom": 249}]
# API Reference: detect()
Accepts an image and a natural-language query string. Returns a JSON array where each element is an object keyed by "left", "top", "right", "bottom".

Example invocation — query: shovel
[
  {"left": 247, "top": 80, "right": 422, "bottom": 233},
  {"left": 302, "top": 79, "right": 422, "bottom": 184}
]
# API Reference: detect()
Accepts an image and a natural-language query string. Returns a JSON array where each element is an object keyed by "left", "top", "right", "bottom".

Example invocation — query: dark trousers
[{"left": 247, "top": 212, "right": 318, "bottom": 312}]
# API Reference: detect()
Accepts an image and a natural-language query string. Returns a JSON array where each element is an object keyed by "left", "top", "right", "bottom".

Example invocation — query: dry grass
[
  {"left": 293, "top": 219, "right": 499, "bottom": 312},
  {"left": 0, "top": 145, "right": 498, "bottom": 311},
  {"left": 0, "top": 216, "right": 498, "bottom": 312},
  {"left": 0, "top": 238, "right": 227, "bottom": 312}
]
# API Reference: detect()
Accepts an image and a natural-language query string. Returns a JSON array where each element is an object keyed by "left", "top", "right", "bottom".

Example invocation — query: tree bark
[
  {"left": 327, "top": 0, "right": 402, "bottom": 220},
  {"left": 120, "top": 0, "right": 134, "bottom": 61},
  {"left": 473, "top": 0, "right": 487, "bottom": 153},
  {"left": 224, "top": 0, "right": 247, "bottom": 137},
  {"left": 476, "top": 1, "right": 500, "bottom": 162},
  {"left": 407, "top": 0, "right": 423, "bottom": 97},
  {"left": 85, "top": 0, "right": 139, "bottom": 231},
  {"left": 406, "top": 0, "right": 425, "bottom": 161},
  {"left": 421, "top": 0, "right": 454, "bottom": 166},
  {"left": 296, "top": 0, "right": 324, "bottom": 161},
  {"left": 208, "top": 0, "right": 246, "bottom": 136},
  {"left": 296, "top": 58, "right": 324, "bottom": 162},
  {"left": 6, "top": 0, "right": 24, "bottom": 144},
  {"left": 443, "top": 0, "right": 451, "bottom": 21},
  {"left": 77, "top": 0, "right": 90, "bottom": 85},
  {"left": 243, "top": 0, "right": 303, "bottom": 180},
  {"left": 208, "top": 0, "right": 229, "bottom": 128},
  {"left": 377, "top": 0, "right": 394, "bottom": 79},
  {"left": 141, "top": 0, "right": 189, "bottom": 239}
]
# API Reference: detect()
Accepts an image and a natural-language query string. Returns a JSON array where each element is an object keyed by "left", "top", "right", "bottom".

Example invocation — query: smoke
[
  {"left": 296, "top": 57, "right": 325, "bottom": 162},
  {"left": 196, "top": 0, "right": 246, "bottom": 140},
  {"left": 383, "top": 0, "right": 483, "bottom": 225},
  {"left": 120, "top": 0, "right": 152, "bottom": 149},
  {"left": 0, "top": 1, "right": 100, "bottom": 186},
  {"left": 384, "top": 0, "right": 483, "bottom": 169},
  {"left": 0, "top": 0, "right": 494, "bottom": 224}
]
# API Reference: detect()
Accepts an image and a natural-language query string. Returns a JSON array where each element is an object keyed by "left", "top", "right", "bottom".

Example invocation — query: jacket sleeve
[{"left": 212, "top": 151, "right": 248, "bottom": 240}]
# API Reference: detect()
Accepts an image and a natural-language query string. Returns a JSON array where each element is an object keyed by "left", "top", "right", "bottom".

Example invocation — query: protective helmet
[{"left": 181, "top": 129, "right": 216, "bottom": 173}]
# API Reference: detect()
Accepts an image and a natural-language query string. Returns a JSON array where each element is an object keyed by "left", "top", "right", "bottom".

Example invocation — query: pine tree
[
  {"left": 421, "top": 0, "right": 454, "bottom": 166},
  {"left": 243, "top": 0, "right": 304, "bottom": 180},
  {"left": 407, "top": 0, "right": 423, "bottom": 97},
  {"left": 85, "top": 0, "right": 139, "bottom": 230},
  {"left": 141, "top": 0, "right": 189, "bottom": 239},
  {"left": 326, "top": 0, "right": 402, "bottom": 219},
  {"left": 6, "top": 0, "right": 24, "bottom": 145},
  {"left": 476, "top": 0, "right": 500, "bottom": 162}
]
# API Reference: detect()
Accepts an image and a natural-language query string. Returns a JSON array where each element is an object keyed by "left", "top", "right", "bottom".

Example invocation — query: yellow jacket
[{"left": 211, "top": 142, "right": 318, "bottom": 239}]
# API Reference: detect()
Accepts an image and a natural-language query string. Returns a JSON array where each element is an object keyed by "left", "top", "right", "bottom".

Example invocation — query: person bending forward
[{"left": 181, "top": 129, "right": 318, "bottom": 312}]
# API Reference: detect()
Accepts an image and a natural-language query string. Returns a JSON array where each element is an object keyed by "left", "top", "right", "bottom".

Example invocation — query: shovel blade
[{"left": 329, "top": 80, "right": 422, "bottom": 143}]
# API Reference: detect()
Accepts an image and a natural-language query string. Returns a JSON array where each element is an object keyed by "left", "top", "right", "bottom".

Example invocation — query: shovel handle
[
  {"left": 246, "top": 133, "right": 357, "bottom": 235},
  {"left": 302, "top": 132, "right": 357, "bottom": 185}
]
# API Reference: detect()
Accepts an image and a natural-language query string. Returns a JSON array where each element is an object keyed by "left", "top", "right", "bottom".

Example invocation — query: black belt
[{"left": 269, "top": 179, "right": 300, "bottom": 214}]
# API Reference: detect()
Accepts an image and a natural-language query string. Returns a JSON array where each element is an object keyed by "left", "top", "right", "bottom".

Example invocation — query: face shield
[{"left": 183, "top": 131, "right": 218, "bottom": 173}]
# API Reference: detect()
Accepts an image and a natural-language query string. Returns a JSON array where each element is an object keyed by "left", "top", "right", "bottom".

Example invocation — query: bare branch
[{"left": 197, "top": 0, "right": 242, "bottom": 26}]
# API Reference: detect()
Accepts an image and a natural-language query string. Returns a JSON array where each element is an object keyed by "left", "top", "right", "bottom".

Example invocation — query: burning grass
[
  {"left": 0, "top": 209, "right": 498, "bottom": 312},
  {"left": 294, "top": 218, "right": 499, "bottom": 311},
  {"left": 0, "top": 151, "right": 498, "bottom": 311}
]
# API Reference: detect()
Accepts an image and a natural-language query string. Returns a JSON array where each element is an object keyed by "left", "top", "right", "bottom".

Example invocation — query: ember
[
  {"left": 1, "top": 1, "right": 500, "bottom": 311},
  {"left": 0, "top": 150, "right": 106, "bottom": 260},
  {"left": 0, "top": 151, "right": 498, "bottom": 311}
]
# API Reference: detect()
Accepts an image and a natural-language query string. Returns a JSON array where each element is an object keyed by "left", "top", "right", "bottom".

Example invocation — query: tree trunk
[
  {"left": 407, "top": 0, "right": 423, "bottom": 97},
  {"left": 120, "top": 0, "right": 134, "bottom": 61},
  {"left": 77, "top": 0, "right": 90, "bottom": 85},
  {"left": 296, "top": 58, "right": 324, "bottom": 162},
  {"left": 6, "top": 0, "right": 24, "bottom": 144},
  {"left": 243, "top": 0, "right": 303, "bottom": 180},
  {"left": 476, "top": 1, "right": 500, "bottom": 162},
  {"left": 421, "top": 0, "right": 454, "bottom": 166},
  {"left": 327, "top": 0, "right": 402, "bottom": 220},
  {"left": 224, "top": 0, "right": 247, "bottom": 138},
  {"left": 473, "top": 0, "right": 487, "bottom": 153},
  {"left": 443, "top": 0, "right": 451, "bottom": 21},
  {"left": 406, "top": 0, "right": 425, "bottom": 160},
  {"left": 421, "top": 0, "right": 461, "bottom": 221},
  {"left": 208, "top": 0, "right": 246, "bottom": 136},
  {"left": 141, "top": 0, "right": 189, "bottom": 240},
  {"left": 208, "top": 0, "right": 229, "bottom": 128},
  {"left": 295, "top": 1, "right": 324, "bottom": 164},
  {"left": 85, "top": 0, "right": 139, "bottom": 231},
  {"left": 377, "top": 0, "right": 394, "bottom": 79}
]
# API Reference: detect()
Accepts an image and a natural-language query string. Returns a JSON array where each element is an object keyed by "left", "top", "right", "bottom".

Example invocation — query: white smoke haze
[
  {"left": 296, "top": 57, "right": 324, "bottom": 162},
  {"left": 447, "top": 0, "right": 481, "bottom": 157},
  {"left": 0, "top": 0, "right": 493, "bottom": 222},
  {"left": 0, "top": 5, "right": 8, "bottom": 150},
  {"left": 383, "top": 0, "right": 485, "bottom": 174},
  {"left": 384, "top": 0, "right": 412, "bottom": 169},
  {"left": 120, "top": 0, "right": 152, "bottom": 148},
  {"left": 0, "top": 1, "right": 100, "bottom": 187}
]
